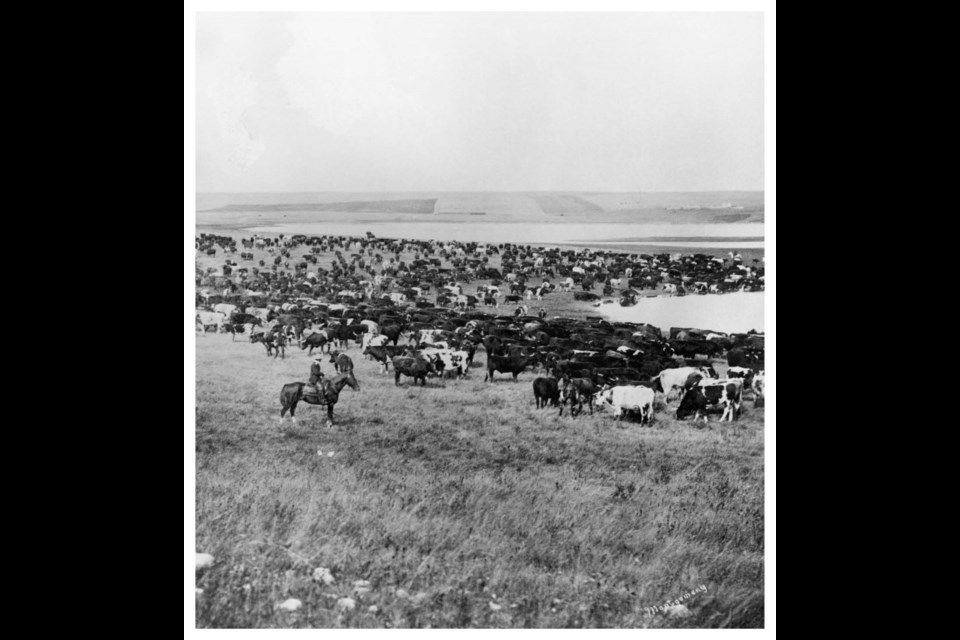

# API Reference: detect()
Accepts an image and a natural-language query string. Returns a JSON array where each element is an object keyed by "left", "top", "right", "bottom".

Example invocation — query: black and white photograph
[{"left": 187, "top": 2, "right": 774, "bottom": 630}]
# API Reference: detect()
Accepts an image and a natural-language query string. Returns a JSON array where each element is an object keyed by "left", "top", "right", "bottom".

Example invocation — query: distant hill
[
  {"left": 196, "top": 191, "right": 763, "bottom": 223},
  {"left": 206, "top": 199, "right": 437, "bottom": 214}
]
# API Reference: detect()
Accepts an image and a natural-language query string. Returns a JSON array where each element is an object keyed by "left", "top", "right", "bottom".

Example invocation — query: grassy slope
[{"left": 194, "top": 237, "right": 765, "bottom": 629}]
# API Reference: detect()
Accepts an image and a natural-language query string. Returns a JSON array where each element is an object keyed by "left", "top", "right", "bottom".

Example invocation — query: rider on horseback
[{"left": 304, "top": 357, "right": 326, "bottom": 398}]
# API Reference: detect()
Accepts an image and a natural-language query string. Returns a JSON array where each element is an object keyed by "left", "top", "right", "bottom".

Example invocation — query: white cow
[
  {"left": 360, "top": 333, "right": 388, "bottom": 353},
  {"left": 597, "top": 385, "right": 655, "bottom": 423},
  {"left": 360, "top": 320, "right": 379, "bottom": 335},
  {"left": 196, "top": 311, "right": 227, "bottom": 334},
  {"left": 421, "top": 348, "right": 470, "bottom": 380},
  {"left": 727, "top": 367, "right": 755, "bottom": 386},
  {"left": 417, "top": 329, "right": 445, "bottom": 346},
  {"left": 559, "top": 277, "right": 575, "bottom": 292},
  {"left": 752, "top": 371, "right": 765, "bottom": 398},
  {"left": 656, "top": 367, "right": 706, "bottom": 401},
  {"left": 213, "top": 303, "right": 238, "bottom": 317}
]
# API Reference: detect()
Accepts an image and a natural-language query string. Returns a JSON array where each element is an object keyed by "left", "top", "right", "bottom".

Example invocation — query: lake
[{"left": 598, "top": 291, "right": 764, "bottom": 334}]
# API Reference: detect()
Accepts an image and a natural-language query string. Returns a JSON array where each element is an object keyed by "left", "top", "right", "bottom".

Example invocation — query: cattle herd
[{"left": 196, "top": 232, "right": 766, "bottom": 425}]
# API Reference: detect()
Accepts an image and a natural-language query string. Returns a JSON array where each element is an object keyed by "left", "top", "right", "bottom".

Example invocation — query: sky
[{"left": 195, "top": 12, "right": 763, "bottom": 193}]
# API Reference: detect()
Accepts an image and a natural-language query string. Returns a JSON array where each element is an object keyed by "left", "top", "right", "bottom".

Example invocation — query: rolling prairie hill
[{"left": 196, "top": 191, "right": 764, "bottom": 226}]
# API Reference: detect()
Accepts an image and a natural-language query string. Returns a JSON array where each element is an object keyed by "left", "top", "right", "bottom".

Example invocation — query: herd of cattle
[{"left": 196, "top": 232, "right": 766, "bottom": 424}]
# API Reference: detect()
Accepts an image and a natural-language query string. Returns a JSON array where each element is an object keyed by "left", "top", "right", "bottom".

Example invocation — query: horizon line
[{"left": 196, "top": 189, "right": 765, "bottom": 195}]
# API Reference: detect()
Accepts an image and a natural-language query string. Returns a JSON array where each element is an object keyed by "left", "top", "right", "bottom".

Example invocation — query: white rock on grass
[
  {"left": 353, "top": 580, "right": 372, "bottom": 595},
  {"left": 368, "top": 605, "right": 379, "bottom": 614},
  {"left": 489, "top": 601, "right": 503, "bottom": 611},
  {"left": 313, "top": 567, "right": 335, "bottom": 585},
  {"left": 666, "top": 604, "right": 692, "bottom": 618},
  {"left": 196, "top": 553, "right": 215, "bottom": 571},
  {"left": 277, "top": 598, "right": 302, "bottom": 612},
  {"left": 337, "top": 597, "right": 356, "bottom": 612},
  {"left": 195, "top": 588, "right": 204, "bottom": 597}
]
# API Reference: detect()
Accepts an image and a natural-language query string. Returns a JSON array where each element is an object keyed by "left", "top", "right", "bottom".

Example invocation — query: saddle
[{"left": 302, "top": 383, "right": 330, "bottom": 401}]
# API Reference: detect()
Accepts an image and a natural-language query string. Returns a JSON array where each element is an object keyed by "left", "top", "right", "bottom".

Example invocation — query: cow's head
[
  {"left": 676, "top": 388, "right": 705, "bottom": 421},
  {"left": 595, "top": 386, "right": 613, "bottom": 405}
]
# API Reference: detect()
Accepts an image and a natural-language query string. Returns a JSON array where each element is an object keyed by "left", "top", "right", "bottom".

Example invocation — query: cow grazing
[
  {"left": 596, "top": 385, "right": 655, "bottom": 424},
  {"left": 676, "top": 379, "right": 743, "bottom": 422},
  {"left": 533, "top": 377, "right": 560, "bottom": 408},
  {"left": 485, "top": 354, "right": 536, "bottom": 383},
  {"left": 392, "top": 356, "right": 436, "bottom": 386},
  {"left": 559, "top": 377, "right": 598, "bottom": 416}
]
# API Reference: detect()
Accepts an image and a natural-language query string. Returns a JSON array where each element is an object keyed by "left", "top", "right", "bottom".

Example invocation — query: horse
[{"left": 279, "top": 373, "right": 360, "bottom": 425}]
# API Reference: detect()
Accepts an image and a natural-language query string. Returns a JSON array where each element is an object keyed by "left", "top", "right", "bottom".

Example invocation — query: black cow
[
  {"left": 533, "top": 377, "right": 560, "bottom": 408},
  {"left": 482, "top": 335, "right": 503, "bottom": 356},
  {"left": 559, "top": 377, "right": 597, "bottom": 416},
  {"left": 380, "top": 324, "right": 403, "bottom": 346},
  {"left": 326, "top": 324, "right": 356, "bottom": 350},
  {"left": 670, "top": 340, "right": 722, "bottom": 359},
  {"left": 254, "top": 331, "right": 285, "bottom": 359},
  {"left": 299, "top": 331, "right": 330, "bottom": 356},
  {"left": 393, "top": 356, "right": 436, "bottom": 386},
  {"left": 229, "top": 312, "right": 263, "bottom": 328},
  {"left": 551, "top": 360, "right": 597, "bottom": 381},
  {"left": 485, "top": 354, "right": 536, "bottom": 383},
  {"left": 363, "top": 345, "right": 408, "bottom": 373},
  {"left": 330, "top": 351, "right": 354, "bottom": 375},
  {"left": 272, "top": 314, "right": 306, "bottom": 341},
  {"left": 595, "top": 368, "right": 647, "bottom": 386}
]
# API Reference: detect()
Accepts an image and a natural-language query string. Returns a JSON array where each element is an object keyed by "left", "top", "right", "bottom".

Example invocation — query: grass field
[
  {"left": 194, "top": 346, "right": 764, "bottom": 628},
  {"left": 192, "top": 234, "right": 765, "bottom": 628}
]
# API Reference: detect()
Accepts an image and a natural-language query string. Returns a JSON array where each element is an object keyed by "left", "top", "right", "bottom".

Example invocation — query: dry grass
[
  {"left": 193, "top": 234, "right": 764, "bottom": 628},
  {"left": 195, "top": 338, "right": 763, "bottom": 628}
]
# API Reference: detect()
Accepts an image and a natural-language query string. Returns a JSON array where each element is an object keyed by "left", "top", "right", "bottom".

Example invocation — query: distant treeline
[{"left": 208, "top": 199, "right": 438, "bottom": 214}]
